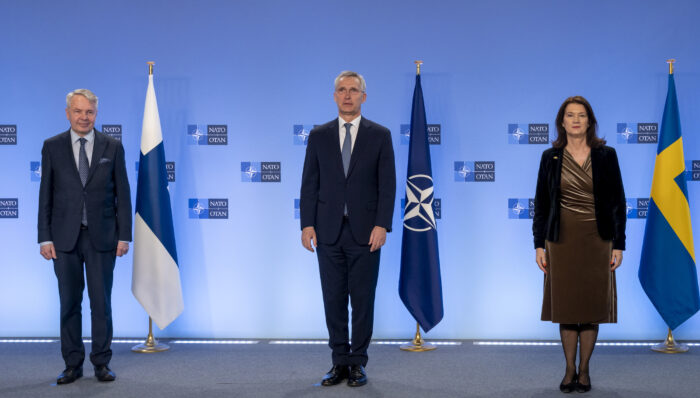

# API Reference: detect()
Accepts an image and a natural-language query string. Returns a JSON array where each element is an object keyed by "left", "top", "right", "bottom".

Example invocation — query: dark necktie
[
  {"left": 342, "top": 123, "right": 352, "bottom": 176},
  {"left": 79, "top": 138, "right": 89, "bottom": 225}
]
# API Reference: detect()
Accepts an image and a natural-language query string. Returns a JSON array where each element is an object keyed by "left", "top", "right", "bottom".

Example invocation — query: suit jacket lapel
[
  {"left": 329, "top": 119, "right": 345, "bottom": 177},
  {"left": 346, "top": 118, "right": 368, "bottom": 178},
  {"left": 86, "top": 131, "right": 107, "bottom": 186},
  {"left": 61, "top": 130, "right": 83, "bottom": 185}
]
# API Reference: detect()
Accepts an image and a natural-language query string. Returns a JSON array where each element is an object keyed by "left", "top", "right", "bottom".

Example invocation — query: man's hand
[
  {"left": 301, "top": 226, "right": 317, "bottom": 252},
  {"left": 368, "top": 226, "right": 387, "bottom": 252},
  {"left": 116, "top": 241, "right": 129, "bottom": 257},
  {"left": 40, "top": 243, "right": 57, "bottom": 260},
  {"left": 535, "top": 247, "right": 547, "bottom": 274}
]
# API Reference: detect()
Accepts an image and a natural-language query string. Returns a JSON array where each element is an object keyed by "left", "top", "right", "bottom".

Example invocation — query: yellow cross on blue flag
[{"left": 639, "top": 71, "right": 699, "bottom": 330}]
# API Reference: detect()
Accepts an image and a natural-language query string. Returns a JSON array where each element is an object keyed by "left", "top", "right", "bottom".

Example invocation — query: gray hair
[
  {"left": 334, "top": 71, "right": 366, "bottom": 93},
  {"left": 66, "top": 89, "right": 98, "bottom": 109}
]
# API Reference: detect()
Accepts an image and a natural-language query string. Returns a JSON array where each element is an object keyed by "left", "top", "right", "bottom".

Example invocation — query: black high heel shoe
[
  {"left": 559, "top": 375, "right": 578, "bottom": 393},
  {"left": 576, "top": 373, "right": 591, "bottom": 393}
]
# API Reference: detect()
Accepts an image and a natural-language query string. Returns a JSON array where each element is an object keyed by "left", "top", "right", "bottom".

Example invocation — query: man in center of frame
[{"left": 300, "top": 71, "right": 396, "bottom": 387}]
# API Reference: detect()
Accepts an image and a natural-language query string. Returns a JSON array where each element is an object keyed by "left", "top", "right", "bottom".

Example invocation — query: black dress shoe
[
  {"left": 559, "top": 375, "right": 577, "bottom": 393},
  {"left": 576, "top": 373, "right": 591, "bottom": 393},
  {"left": 321, "top": 365, "right": 348, "bottom": 386},
  {"left": 57, "top": 367, "right": 83, "bottom": 384},
  {"left": 347, "top": 365, "right": 367, "bottom": 387},
  {"left": 94, "top": 365, "right": 116, "bottom": 382}
]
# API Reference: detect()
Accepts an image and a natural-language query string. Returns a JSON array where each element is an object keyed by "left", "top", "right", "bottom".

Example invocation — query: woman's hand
[
  {"left": 536, "top": 247, "right": 547, "bottom": 274},
  {"left": 611, "top": 249, "right": 623, "bottom": 271}
]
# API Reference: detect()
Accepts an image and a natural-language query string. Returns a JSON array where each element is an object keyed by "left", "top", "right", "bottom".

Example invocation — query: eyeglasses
[{"left": 335, "top": 87, "right": 364, "bottom": 96}]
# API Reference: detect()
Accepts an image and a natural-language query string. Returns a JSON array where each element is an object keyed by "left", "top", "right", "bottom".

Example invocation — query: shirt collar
[
  {"left": 70, "top": 129, "right": 95, "bottom": 144},
  {"left": 338, "top": 115, "right": 361, "bottom": 131}
]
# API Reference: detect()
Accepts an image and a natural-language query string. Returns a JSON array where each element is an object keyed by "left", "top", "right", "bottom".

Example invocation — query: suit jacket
[
  {"left": 38, "top": 130, "right": 132, "bottom": 252},
  {"left": 533, "top": 145, "right": 626, "bottom": 250},
  {"left": 300, "top": 117, "right": 396, "bottom": 245}
]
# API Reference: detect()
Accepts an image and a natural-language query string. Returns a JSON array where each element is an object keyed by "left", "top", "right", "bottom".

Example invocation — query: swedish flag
[{"left": 639, "top": 72, "right": 699, "bottom": 330}]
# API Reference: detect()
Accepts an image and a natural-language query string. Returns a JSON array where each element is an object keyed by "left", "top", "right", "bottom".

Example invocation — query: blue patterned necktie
[
  {"left": 79, "top": 138, "right": 89, "bottom": 225},
  {"left": 342, "top": 123, "right": 352, "bottom": 176},
  {"left": 342, "top": 123, "right": 352, "bottom": 216}
]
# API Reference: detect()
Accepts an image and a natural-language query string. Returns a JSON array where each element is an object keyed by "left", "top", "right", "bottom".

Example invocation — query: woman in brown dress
[{"left": 533, "top": 96, "right": 626, "bottom": 393}]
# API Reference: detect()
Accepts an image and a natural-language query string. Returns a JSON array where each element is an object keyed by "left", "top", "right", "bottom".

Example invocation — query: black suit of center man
[
  {"left": 38, "top": 91, "right": 131, "bottom": 384},
  {"left": 300, "top": 72, "right": 396, "bottom": 386}
]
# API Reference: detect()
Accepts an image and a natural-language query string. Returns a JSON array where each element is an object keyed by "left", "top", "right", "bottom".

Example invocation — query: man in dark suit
[
  {"left": 38, "top": 89, "right": 132, "bottom": 384},
  {"left": 300, "top": 71, "right": 396, "bottom": 387}
]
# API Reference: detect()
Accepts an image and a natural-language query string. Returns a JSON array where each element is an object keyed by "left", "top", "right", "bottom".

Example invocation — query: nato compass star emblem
[
  {"left": 621, "top": 127, "right": 633, "bottom": 141},
  {"left": 403, "top": 174, "right": 437, "bottom": 232},
  {"left": 511, "top": 201, "right": 525, "bottom": 216},
  {"left": 401, "top": 128, "right": 411, "bottom": 141},
  {"left": 245, "top": 164, "right": 258, "bottom": 180},
  {"left": 458, "top": 164, "right": 471, "bottom": 179},
  {"left": 626, "top": 202, "right": 634, "bottom": 215},
  {"left": 511, "top": 127, "right": 525, "bottom": 141},
  {"left": 298, "top": 128, "right": 310, "bottom": 144},
  {"left": 192, "top": 201, "right": 205, "bottom": 216},
  {"left": 32, "top": 165, "right": 42, "bottom": 179},
  {"left": 191, "top": 126, "right": 205, "bottom": 142}
]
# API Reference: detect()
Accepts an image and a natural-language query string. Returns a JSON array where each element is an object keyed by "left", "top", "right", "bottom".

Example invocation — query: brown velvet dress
[{"left": 541, "top": 150, "right": 617, "bottom": 324}]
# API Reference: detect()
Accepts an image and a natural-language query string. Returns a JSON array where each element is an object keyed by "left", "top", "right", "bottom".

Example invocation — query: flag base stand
[
  {"left": 132, "top": 317, "right": 170, "bottom": 353},
  {"left": 400, "top": 323, "right": 437, "bottom": 352},
  {"left": 651, "top": 328, "right": 688, "bottom": 353}
]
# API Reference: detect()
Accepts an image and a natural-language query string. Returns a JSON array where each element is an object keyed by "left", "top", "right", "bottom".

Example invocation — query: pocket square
[{"left": 99, "top": 158, "right": 112, "bottom": 164}]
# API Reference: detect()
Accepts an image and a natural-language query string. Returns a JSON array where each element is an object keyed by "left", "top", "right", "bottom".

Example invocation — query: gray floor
[{"left": 0, "top": 340, "right": 698, "bottom": 397}]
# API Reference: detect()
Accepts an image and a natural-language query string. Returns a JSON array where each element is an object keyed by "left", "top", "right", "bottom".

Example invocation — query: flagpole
[
  {"left": 647, "top": 59, "right": 689, "bottom": 355},
  {"left": 132, "top": 61, "right": 170, "bottom": 354},
  {"left": 399, "top": 60, "right": 437, "bottom": 353}
]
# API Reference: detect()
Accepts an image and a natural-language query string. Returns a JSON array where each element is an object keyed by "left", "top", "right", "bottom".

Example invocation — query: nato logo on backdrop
[
  {"left": 293, "top": 125, "right": 316, "bottom": 145},
  {"left": 400, "top": 124, "right": 441, "bottom": 145},
  {"left": 454, "top": 161, "right": 495, "bottom": 182},
  {"left": 188, "top": 124, "right": 228, "bottom": 145},
  {"left": 686, "top": 160, "right": 700, "bottom": 181},
  {"left": 241, "top": 162, "right": 281, "bottom": 182},
  {"left": 617, "top": 123, "right": 658, "bottom": 144},
  {"left": 0, "top": 125, "right": 17, "bottom": 145},
  {"left": 30, "top": 161, "right": 41, "bottom": 181},
  {"left": 294, "top": 198, "right": 300, "bottom": 219},
  {"left": 102, "top": 124, "right": 122, "bottom": 141},
  {"left": 188, "top": 198, "right": 228, "bottom": 219},
  {"left": 0, "top": 198, "right": 19, "bottom": 218},
  {"left": 626, "top": 198, "right": 649, "bottom": 219},
  {"left": 508, "top": 124, "right": 550, "bottom": 144},
  {"left": 135, "top": 161, "right": 175, "bottom": 182},
  {"left": 508, "top": 198, "right": 534, "bottom": 219}
]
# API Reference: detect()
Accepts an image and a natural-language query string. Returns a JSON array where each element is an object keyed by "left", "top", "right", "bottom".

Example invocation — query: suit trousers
[
  {"left": 316, "top": 218, "right": 380, "bottom": 367},
  {"left": 53, "top": 228, "right": 116, "bottom": 368}
]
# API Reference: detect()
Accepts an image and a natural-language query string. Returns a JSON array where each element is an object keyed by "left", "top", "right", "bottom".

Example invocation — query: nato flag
[{"left": 399, "top": 75, "right": 444, "bottom": 332}]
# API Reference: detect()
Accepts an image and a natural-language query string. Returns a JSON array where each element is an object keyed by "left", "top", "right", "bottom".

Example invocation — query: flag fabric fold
[
  {"left": 132, "top": 74, "right": 184, "bottom": 330},
  {"left": 639, "top": 73, "right": 699, "bottom": 330},
  {"left": 399, "top": 75, "right": 444, "bottom": 332}
]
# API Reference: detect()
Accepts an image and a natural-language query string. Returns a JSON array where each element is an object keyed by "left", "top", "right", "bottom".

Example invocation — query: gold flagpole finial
[
  {"left": 147, "top": 61, "right": 155, "bottom": 76},
  {"left": 414, "top": 60, "right": 423, "bottom": 75},
  {"left": 666, "top": 59, "right": 675, "bottom": 75}
]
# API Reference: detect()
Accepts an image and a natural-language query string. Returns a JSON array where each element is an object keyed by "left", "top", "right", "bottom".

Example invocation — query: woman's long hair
[{"left": 552, "top": 96, "right": 605, "bottom": 149}]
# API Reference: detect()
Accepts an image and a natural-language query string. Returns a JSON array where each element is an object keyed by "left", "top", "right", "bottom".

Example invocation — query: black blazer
[
  {"left": 300, "top": 117, "right": 396, "bottom": 245},
  {"left": 533, "top": 145, "right": 626, "bottom": 250},
  {"left": 38, "top": 130, "right": 132, "bottom": 252}
]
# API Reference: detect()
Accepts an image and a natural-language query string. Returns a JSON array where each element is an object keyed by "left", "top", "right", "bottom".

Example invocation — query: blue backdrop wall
[{"left": 1, "top": 0, "right": 699, "bottom": 340}]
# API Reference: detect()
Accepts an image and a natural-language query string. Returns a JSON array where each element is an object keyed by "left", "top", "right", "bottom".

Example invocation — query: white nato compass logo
[
  {"left": 620, "top": 127, "right": 633, "bottom": 141},
  {"left": 401, "top": 128, "right": 411, "bottom": 140},
  {"left": 626, "top": 202, "right": 634, "bottom": 215},
  {"left": 511, "top": 201, "right": 526, "bottom": 216},
  {"left": 32, "top": 165, "right": 42, "bottom": 179},
  {"left": 244, "top": 164, "right": 258, "bottom": 179},
  {"left": 191, "top": 126, "right": 205, "bottom": 142},
  {"left": 511, "top": 126, "right": 526, "bottom": 140},
  {"left": 457, "top": 164, "right": 471, "bottom": 179},
  {"left": 403, "top": 174, "right": 437, "bottom": 232},
  {"left": 298, "top": 128, "right": 310, "bottom": 143},
  {"left": 192, "top": 201, "right": 205, "bottom": 215}
]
